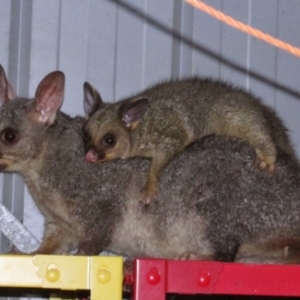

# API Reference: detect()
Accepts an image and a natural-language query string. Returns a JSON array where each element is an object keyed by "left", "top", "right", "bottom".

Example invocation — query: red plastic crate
[{"left": 132, "top": 259, "right": 300, "bottom": 300}]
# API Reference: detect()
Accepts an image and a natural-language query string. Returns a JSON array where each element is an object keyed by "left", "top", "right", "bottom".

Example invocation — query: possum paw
[
  {"left": 141, "top": 184, "right": 157, "bottom": 204},
  {"left": 255, "top": 150, "right": 276, "bottom": 174}
]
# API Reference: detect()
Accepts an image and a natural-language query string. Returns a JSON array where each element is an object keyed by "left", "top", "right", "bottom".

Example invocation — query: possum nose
[{"left": 85, "top": 148, "right": 98, "bottom": 163}]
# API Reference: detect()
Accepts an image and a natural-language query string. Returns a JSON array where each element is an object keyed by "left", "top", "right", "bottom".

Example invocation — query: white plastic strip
[{"left": 0, "top": 203, "right": 39, "bottom": 253}]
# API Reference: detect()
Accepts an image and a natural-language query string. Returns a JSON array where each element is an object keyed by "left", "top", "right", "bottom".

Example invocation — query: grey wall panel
[
  {"left": 0, "top": 0, "right": 11, "bottom": 253},
  {"left": 8, "top": 0, "right": 32, "bottom": 97},
  {"left": 248, "top": 0, "right": 278, "bottom": 108},
  {"left": 171, "top": 0, "right": 194, "bottom": 78},
  {"left": 192, "top": 0, "right": 223, "bottom": 77},
  {"left": 141, "top": 1, "right": 174, "bottom": 88},
  {"left": 59, "top": 0, "right": 90, "bottom": 115},
  {"left": 219, "top": 0, "right": 250, "bottom": 88},
  {"left": 275, "top": 0, "right": 300, "bottom": 157},
  {"left": 85, "top": 0, "right": 118, "bottom": 102},
  {"left": 114, "top": 0, "right": 147, "bottom": 99},
  {"left": 0, "top": 0, "right": 11, "bottom": 70},
  {"left": 29, "top": 0, "right": 60, "bottom": 95}
]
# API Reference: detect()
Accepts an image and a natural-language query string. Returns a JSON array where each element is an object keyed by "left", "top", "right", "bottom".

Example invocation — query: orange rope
[{"left": 185, "top": 0, "right": 300, "bottom": 58}]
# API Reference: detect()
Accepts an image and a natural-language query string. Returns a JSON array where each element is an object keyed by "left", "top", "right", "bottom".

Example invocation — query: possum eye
[
  {"left": 2, "top": 128, "right": 19, "bottom": 144},
  {"left": 103, "top": 133, "right": 116, "bottom": 147}
]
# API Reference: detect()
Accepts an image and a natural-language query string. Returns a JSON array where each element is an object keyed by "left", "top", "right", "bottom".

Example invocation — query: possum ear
[
  {"left": 83, "top": 82, "right": 103, "bottom": 117},
  {"left": 0, "top": 64, "right": 17, "bottom": 104},
  {"left": 121, "top": 97, "right": 150, "bottom": 130},
  {"left": 33, "top": 71, "right": 65, "bottom": 125}
]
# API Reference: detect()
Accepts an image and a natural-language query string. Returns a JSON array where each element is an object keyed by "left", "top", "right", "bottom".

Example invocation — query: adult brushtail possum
[{"left": 0, "top": 65, "right": 300, "bottom": 264}]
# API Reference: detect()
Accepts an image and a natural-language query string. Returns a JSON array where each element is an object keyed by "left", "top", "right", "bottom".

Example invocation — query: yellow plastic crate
[{"left": 0, "top": 255, "right": 123, "bottom": 300}]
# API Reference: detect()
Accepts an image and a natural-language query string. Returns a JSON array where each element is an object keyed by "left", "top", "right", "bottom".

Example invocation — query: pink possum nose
[{"left": 85, "top": 148, "right": 97, "bottom": 163}]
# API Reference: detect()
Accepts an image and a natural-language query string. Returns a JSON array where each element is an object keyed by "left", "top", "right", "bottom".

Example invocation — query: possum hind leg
[
  {"left": 211, "top": 93, "right": 278, "bottom": 173},
  {"left": 221, "top": 126, "right": 277, "bottom": 173},
  {"left": 254, "top": 140, "right": 277, "bottom": 173},
  {"left": 229, "top": 117, "right": 278, "bottom": 173}
]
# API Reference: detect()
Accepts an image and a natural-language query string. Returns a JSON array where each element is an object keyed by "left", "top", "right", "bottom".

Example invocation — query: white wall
[{"left": 0, "top": 0, "right": 300, "bottom": 253}]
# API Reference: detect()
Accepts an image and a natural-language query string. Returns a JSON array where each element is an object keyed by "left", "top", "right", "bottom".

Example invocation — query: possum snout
[
  {"left": 85, "top": 147, "right": 105, "bottom": 163},
  {"left": 85, "top": 148, "right": 97, "bottom": 162}
]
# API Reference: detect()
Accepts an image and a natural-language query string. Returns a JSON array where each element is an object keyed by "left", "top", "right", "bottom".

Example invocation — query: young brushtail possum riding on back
[{"left": 83, "top": 78, "right": 296, "bottom": 203}]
